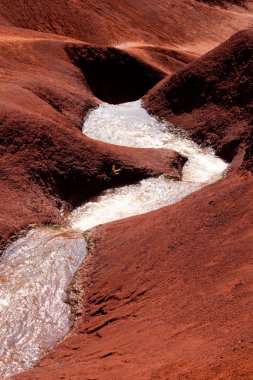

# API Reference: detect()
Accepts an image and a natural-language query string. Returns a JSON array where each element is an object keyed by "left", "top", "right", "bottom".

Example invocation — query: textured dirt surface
[
  {"left": 0, "top": 0, "right": 252, "bottom": 379},
  {"left": 0, "top": 115, "right": 185, "bottom": 247},
  {"left": 197, "top": 0, "right": 247, "bottom": 6},
  {"left": 144, "top": 29, "right": 253, "bottom": 168},
  {"left": 13, "top": 172, "right": 253, "bottom": 380},
  {"left": 0, "top": 0, "right": 252, "bottom": 55}
]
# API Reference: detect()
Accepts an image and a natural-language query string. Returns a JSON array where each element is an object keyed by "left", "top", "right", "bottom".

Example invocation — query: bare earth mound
[{"left": 144, "top": 29, "right": 253, "bottom": 166}]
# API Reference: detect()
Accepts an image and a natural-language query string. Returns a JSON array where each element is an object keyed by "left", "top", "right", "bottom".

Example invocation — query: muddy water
[
  {"left": 0, "top": 100, "right": 228, "bottom": 378},
  {"left": 0, "top": 229, "right": 86, "bottom": 377}
]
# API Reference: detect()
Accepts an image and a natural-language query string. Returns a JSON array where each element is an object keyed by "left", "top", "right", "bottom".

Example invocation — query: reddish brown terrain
[
  {"left": 0, "top": 32, "right": 184, "bottom": 245},
  {"left": 143, "top": 29, "right": 253, "bottom": 166},
  {"left": 13, "top": 165, "right": 253, "bottom": 380},
  {"left": 0, "top": 0, "right": 252, "bottom": 379}
]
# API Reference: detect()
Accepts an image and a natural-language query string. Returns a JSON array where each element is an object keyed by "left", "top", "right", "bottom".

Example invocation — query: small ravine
[{"left": 0, "top": 100, "right": 228, "bottom": 378}]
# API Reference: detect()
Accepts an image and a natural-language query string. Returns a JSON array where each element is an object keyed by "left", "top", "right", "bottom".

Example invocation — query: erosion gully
[{"left": 0, "top": 100, "right": 228, "bottom": 377}]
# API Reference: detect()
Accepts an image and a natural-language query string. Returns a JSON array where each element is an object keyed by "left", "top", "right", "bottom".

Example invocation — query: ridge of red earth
[
  {"left": 143, "top": 29, "right": 253, "bottom": 169},
  {"left": 123, "top": 46, "right": 198, "bottom": 77},
  {"left": 0, "top": 0, "right": 252, "bottom": 55},
  {"left": 11, "top": 27, "right": 253, "bottom": 380}
]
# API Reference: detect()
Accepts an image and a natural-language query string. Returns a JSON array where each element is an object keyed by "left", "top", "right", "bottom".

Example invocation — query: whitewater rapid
[
  {"left": 82, "top": 100, "right": 227, "bottom": 183},
  {"left": 69, "top": 100, "right": 227, "bottom": 231},
  {"left": 0, "top": 100, "right": 228, "bottom": 378},
  {"left": 0, "top": 229, "right": 86, "bottom": 377}
]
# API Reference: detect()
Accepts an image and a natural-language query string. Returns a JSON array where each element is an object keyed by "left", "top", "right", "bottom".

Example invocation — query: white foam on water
[
  {"left": 68, "top": 100, "right": 228, "bottom": 232},
  {"left": 82, "top": 100, "right": 228, "bottom": 183},
  {"left": 0, "top": 229, "right": 86, "bottom": 378},
  {"left": 69, "top": 176, "right": 201, "bottom": 231}
]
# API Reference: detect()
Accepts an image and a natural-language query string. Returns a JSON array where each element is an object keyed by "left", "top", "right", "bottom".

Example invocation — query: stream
[{"left": 0, "top": 100, "right": 228, "bottom": 377}]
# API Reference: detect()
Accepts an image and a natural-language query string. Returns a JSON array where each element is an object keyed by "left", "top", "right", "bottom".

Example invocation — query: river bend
[{"left": 0, "top": 100, "right": 228, "bottom": 377}]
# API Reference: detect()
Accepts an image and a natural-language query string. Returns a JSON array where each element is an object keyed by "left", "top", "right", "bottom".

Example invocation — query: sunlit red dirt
[{"left": 0, "top": 0, "right": 252, "bottom": 379}]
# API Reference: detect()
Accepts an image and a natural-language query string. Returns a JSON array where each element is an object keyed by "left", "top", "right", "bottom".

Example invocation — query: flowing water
[
  {"left": 69, "top": 177, "right": 201, "bottom": 231},
  {"left": 0, "top": 100, "right": 228, "bottom": 377},
  {"left": 82, "top": 100, "right": 227, "bottom": 183},
  {"left": 69, "top": 100, "right": 227, "bottom": 231},
  {"left": 0, "top": 229, "right": 87, "bottom": 377}
]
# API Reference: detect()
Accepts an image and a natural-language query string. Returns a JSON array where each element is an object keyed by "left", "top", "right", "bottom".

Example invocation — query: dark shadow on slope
[{"left": 65, "top": 45, "right": 165, "bottom": 104}]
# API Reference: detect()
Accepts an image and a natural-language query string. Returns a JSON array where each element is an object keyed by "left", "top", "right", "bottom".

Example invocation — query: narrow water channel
[
  {"left": 82, "top": 100, "right": 227, "bottom": 183},
  {"left": 0, "top": 100, "right": 228, "bottom": 377},
  {"left": 0, "top": 229, "right": 86, "bottom": 377}
]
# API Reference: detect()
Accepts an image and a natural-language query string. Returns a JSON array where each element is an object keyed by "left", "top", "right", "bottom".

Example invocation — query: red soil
[
  {"left": 130, "top": 46, "right": 197, "bottom": 76},
  {"left": 144, "top": 29, "right": 253, "bottom": 167},
  {"left": 0, "top": 0, "right": 252, "bottom": 379},
  {"left": 0, "top": 116, "right": 184, "bottom": 246},
  {"left": 0, "top": 0, "right": 252, "bottom": 54},
  {"left": 197, "top": 0, "right": 247, "bottom": 6},
  {"left": 13, "top": 172, "right": 253, "bottom": 380}
]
